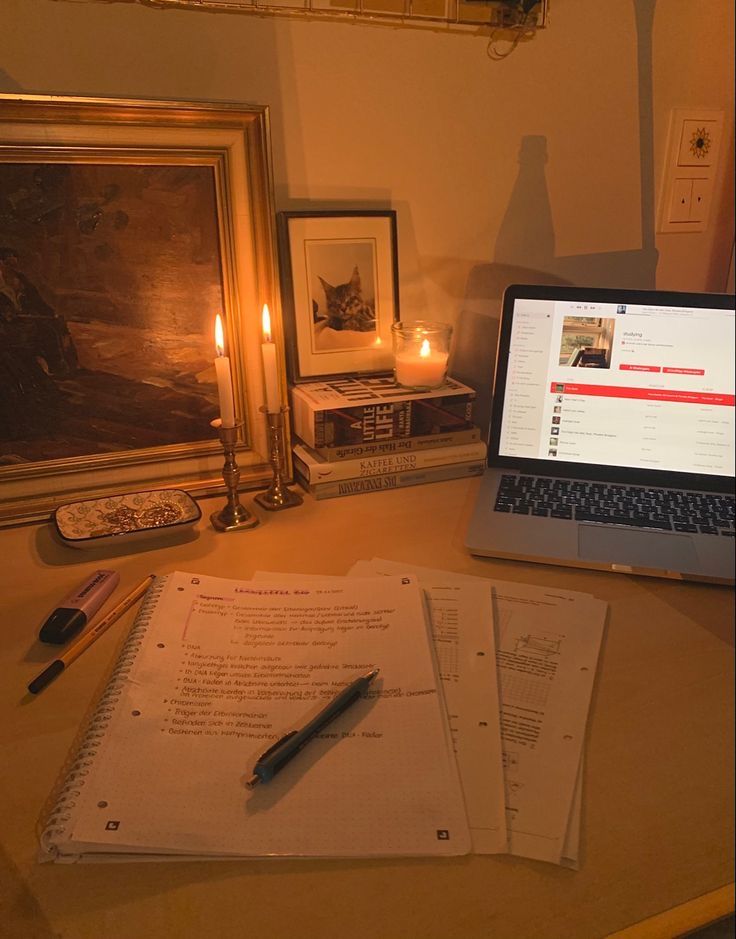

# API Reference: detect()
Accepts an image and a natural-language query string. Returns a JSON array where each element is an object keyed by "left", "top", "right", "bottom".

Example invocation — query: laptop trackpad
[{"left": 578, "top": 524, "right": 699, "bottom": 570}]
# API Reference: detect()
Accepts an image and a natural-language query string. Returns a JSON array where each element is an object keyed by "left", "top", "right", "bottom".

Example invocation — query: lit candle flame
[
  {"left": 419, "top": 338, "right": 431, "bottom": 358},
  {"left": 215, "top": 314, "right": 225, "bottom": 357},
  {"left": 262, "top": 303, "right": 272, "bottom": 343}
]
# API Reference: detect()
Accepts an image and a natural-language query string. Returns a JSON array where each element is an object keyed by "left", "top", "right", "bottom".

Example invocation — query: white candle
[
  {"left": 214, "top": 314, "right": 236, "bottom": 428},
  {"left": 394, "top": 338, "right": 449, "bottom": 389},
  {"left": 261, "top": 304, "right": 282, "bottom": 413}
]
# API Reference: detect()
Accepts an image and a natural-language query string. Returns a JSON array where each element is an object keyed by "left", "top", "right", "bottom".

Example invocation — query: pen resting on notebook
[{"left": 246, "top": 667, "right": 380, "bottom": 788}]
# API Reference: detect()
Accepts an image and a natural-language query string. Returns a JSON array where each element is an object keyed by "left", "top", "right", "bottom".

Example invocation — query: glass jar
[{"left": 391, "top": 320, "right": 452, "bottom": 391}]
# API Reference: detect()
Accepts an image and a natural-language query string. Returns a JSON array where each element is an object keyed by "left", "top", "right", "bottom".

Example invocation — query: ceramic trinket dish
[{"left": 53, "top": 489, "right": 201, "bottom": 549}]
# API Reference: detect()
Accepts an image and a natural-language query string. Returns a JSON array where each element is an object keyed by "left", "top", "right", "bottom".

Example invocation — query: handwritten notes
[{"left": 46, "top": 571, "right": 470, "bottom": 861}]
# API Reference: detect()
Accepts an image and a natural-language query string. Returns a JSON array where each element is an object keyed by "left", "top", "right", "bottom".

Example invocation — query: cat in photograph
[{"left": 314, "top": 266, "right": 376, "bottom": 333}]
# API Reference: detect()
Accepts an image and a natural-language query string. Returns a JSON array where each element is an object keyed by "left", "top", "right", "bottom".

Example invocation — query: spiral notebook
[{"left": 38, "top": 571, "right": 471, "bottom": 862}]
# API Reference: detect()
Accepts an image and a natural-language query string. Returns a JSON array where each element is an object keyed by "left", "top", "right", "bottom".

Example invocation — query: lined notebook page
[{"left": 43, "top": 571, "right": 470, "bottom": 861}]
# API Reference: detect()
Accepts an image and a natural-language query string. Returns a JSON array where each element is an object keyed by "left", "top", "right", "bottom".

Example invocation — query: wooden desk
[{"left": 1, "top": 478, "right": 733, "bottom": 939}]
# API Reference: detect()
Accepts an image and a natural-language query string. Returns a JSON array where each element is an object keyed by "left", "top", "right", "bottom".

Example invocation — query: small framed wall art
[{"left": 278, "top": 210, "right": 399, "bottom": 382}]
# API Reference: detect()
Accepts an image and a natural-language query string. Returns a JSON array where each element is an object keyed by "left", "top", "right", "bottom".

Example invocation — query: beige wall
[{"left": 1, "top": 0, "right": 734, "bottom": 332}]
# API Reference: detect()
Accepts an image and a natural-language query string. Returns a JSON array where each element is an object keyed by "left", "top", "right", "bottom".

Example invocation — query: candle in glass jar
[
  {"left": 214, "top": 314, "right": 236, "bottom": 428},
  {"left": 394, "top": 338, "right": 449, "bottom": 389},
  {"left": 261, "top": 304, "right": 282, "bottom": 413}
]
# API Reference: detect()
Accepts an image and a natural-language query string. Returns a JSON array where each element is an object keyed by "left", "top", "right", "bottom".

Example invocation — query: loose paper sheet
[
  {"left": 352, "top": 559, "right": 607, "bottom": 868},
  {"left": 420, "top": 579, "right": 507, "bottom": 854}
]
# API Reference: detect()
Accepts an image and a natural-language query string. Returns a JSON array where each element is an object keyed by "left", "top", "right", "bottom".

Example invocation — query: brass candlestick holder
[
  {"left": 210, "top": 419, "right": 260, "bottom": 532},
  {"left": 254, "top": 406, "right": 303, "bottom": 511}
]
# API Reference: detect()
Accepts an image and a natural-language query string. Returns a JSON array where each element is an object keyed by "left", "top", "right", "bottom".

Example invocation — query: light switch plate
[{"left": 657, "top": 108, "right": 724, "bottom": 233}]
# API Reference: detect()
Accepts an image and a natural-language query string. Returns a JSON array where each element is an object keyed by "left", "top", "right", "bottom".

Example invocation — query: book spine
[
  {"left": 293, "top": 394, "right": 476, "bottom": 449},
  {"left": 295, "top": 459, "right": 485, "bottom": 500},
  {"left": 38, "top": 575, "right": 168, "bottom": 861},
  {"left": 312, "top": 426, "right": 483, "bottom": 462},
  {"left": 294, "top": 440, "right": 487, "bottom": 483}
]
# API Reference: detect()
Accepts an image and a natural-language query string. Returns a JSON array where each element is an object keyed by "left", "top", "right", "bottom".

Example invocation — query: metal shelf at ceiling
[{"left": 140, "top": 0, "right": 549, "bottom": 34}]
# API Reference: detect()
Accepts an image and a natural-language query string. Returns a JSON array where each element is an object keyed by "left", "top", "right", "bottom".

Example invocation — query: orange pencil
[{"left": 28, "top": 574, "right": 155, "bottom": 695}]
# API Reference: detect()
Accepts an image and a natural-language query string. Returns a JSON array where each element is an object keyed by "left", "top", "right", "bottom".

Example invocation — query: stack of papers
[{"left": 255, "top": 560, "right": 608, "bottom": 868}]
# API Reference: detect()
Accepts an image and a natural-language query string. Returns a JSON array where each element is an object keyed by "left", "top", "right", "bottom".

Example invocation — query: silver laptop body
[{"left": 465, "top": 284, "right": 735, "bottom": 584}]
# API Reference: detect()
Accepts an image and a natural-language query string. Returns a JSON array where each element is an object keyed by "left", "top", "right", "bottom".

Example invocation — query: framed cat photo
[{"left": 278, "top": 210, "right": 399, "bottom": 382}]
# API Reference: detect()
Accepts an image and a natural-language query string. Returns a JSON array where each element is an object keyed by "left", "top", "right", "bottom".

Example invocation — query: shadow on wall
[
  {"left": 451, "top": 0, "right": 659, "bottom": 439},
  {"left": 0, "top": 69, "right": 24, "bottom": 92}
]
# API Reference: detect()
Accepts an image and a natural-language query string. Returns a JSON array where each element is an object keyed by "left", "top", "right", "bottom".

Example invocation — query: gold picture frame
[{"left": 0, "top": 94, "right": 284, "bottom": 526}]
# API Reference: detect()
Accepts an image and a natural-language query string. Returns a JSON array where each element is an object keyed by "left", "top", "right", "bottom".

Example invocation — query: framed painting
[
  {"left": 278, "top": 210, "right": 399, "bottom": 382},
  {"left": 0, "top": 94, "right": 285, "bottom": 526}
]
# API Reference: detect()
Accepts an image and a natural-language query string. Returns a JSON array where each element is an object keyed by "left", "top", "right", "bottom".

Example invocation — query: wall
[{"left": 1, "top": 0, "right": 734, "bottom": 420}]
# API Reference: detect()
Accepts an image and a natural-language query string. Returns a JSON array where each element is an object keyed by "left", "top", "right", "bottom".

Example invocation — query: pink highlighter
[{"left": 39, "top": 569, "right": 120, "bottom": 644}]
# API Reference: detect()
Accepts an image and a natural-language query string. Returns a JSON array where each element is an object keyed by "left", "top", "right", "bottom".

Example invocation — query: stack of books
[{"left": 289, "top": 375, "right": 486, "bottom": 500}]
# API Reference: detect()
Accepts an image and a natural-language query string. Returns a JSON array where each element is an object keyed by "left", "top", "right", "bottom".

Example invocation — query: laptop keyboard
[{"left": 494, "top": 474, "right": 735, "bottom": 536}]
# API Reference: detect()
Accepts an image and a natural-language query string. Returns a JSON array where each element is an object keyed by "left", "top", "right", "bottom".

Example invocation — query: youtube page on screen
[{"left": 498, "top": 298, "right": 735, "bottom": 476}]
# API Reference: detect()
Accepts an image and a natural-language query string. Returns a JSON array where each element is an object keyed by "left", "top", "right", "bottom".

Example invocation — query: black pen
[{"left": 246, "top": 667, "right": 380, "bottom": 789}]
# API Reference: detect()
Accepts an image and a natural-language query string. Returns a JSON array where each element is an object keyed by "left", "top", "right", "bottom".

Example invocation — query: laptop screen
[{"left": 490, "top": 285, "right": 735, "bottom": 488}]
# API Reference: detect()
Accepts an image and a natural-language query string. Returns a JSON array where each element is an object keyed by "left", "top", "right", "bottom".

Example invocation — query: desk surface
[{"left": 1, "top": 478, "right": 733, "bottom": 939}]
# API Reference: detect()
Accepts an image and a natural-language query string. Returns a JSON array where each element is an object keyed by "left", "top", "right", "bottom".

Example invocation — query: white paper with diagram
[{"left": 352, "top": 559, "right": 607, "bottom": 867}]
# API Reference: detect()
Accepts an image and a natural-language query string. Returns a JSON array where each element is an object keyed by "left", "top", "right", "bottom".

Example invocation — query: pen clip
[{"left": 256, "top": 730, "right": 298, "bottom": 762}]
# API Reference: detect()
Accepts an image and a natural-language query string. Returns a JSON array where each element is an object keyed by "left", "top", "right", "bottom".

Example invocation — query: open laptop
[{"left": 465, "top": 284, "right": 735, "bottom": 583}]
